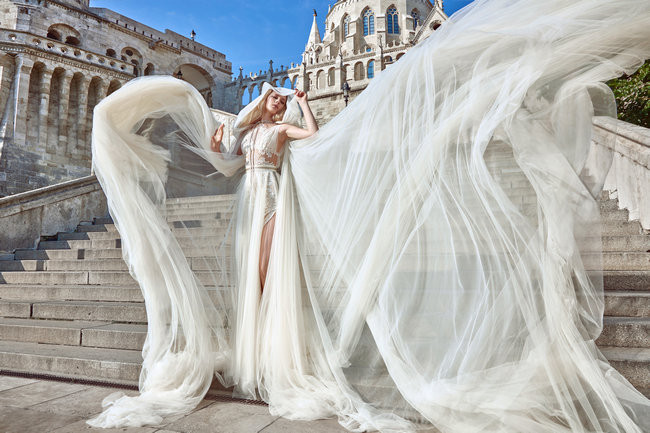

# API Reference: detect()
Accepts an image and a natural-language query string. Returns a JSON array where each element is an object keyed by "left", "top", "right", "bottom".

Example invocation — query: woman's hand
[
  {"left": 294, "top": 89, "right": 308, "bottom": 105},
  {"left": 211, "top": 123, "right": 224, "bottom": 152}
]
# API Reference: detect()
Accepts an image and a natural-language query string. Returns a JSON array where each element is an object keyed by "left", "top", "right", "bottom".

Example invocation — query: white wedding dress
[{"left": 87, "top": 0, "right": 650, "bottom": 431}]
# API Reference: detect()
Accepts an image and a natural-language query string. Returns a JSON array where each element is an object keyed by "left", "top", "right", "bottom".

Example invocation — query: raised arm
[
  {"left": 210, "top": 123, "right": 224, "bottom": 153},
  {"left": 280, "top": 90, "right": 319, "bottom": 142}
]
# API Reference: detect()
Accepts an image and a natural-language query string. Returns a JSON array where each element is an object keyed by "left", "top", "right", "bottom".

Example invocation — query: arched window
[
  {"left": 342, "top": 15, "right": 350, "bottom": 37},
  {"left": 354, "top": 62, "right": 364, "bottom": 80},
  {"left": 367, "top": 60, "right": 375, "bottom": 79},
  {"left": 363, "top": 9, "right": 375, "bottom": 36},
  {"left": 411, "top": 9, "right": 421, "bottom": 30},
  {"left": 387, "top": 7, "right": 399, "bottom": 34}
]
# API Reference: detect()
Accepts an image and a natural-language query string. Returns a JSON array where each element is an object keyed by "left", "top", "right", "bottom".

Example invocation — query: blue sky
[{"left": 91, "top": 1, "right": 474, "bottom": 77}]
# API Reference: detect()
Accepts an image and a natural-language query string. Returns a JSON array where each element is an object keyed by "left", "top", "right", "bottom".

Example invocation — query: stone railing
[
  {"left": 0, "top": 175, "right": 107, "bottom": 253},
  {"left": 592, "top": 117, "right": 650, "bottom": 230}
]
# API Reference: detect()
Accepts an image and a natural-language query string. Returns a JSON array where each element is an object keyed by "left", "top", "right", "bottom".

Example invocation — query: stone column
[
  {"left": 57, "top": 71, "right": 73, "bottom": 155},
  {"left": 335, "top": 52, "right": 344, "bottom": 91},
  {"left": 74, "top": 75, "right": 89, "bottom": 153},
  {"left": 12, "top": 56, "right": 34, "bottom": 146},
  {"left": 97, "top": 79, "right": 110, "bottom": 102},
  {"left": 299, "top": 62, "right": 308, "bottom": 92},
  {"left": 37, "top": 67, "right": 53, "bottom": 147}
]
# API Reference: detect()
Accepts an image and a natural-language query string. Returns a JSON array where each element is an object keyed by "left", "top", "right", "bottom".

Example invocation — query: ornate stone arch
[
  {"left": 354, "top": 61, "right": 365, "bottom": 80},
  {"left": 121, "top": 47, "right": 143, "bottom": 76},
  {"left": 174, "top": 64, "right": 216, "bottom": 107},
  {"left": 47, "top": 24, "right": 81, "bottom": 45},
  {"left": 107, "top": 79, "right": 122, "bottom": 96}
]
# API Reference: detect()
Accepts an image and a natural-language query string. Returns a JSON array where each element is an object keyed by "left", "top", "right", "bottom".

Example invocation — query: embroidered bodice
[{"left": 240, "top": 123, "right": 283, "bottom": 170}]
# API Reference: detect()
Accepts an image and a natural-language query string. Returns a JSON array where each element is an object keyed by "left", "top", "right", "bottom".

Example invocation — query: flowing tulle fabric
[{"left": 88, "top": 0, "right": 650, "bottom": 431}]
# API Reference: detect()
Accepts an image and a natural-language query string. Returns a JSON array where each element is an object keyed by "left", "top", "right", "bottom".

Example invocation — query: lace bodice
[{"left": 240, "top": 123, "right": 283, "bottom": 170}]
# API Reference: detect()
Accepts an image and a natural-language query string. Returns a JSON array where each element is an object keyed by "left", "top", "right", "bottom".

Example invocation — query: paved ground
[{"left": 0, "top": 376, "right": 352, "bottom": 433}]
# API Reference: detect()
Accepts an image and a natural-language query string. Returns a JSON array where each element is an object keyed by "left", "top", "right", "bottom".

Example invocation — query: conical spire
[{"left": 306, "top": 9, "right": 321, "bottom": 49}]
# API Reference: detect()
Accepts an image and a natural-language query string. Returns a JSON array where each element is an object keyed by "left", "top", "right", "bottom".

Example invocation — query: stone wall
[
  {"left": 0, "top": 174, "right": 106, "bottom": 252},
  {"left": 0, "top": 0, "right": 234, "bottom": 197}
]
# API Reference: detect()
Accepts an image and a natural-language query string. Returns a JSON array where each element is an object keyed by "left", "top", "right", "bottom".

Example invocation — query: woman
[
  {"left": 88, "top": 0, "right": 650, "bottom": 431},
  {"left": 209, "top": 87, "right": 317, "bottom": 292}
]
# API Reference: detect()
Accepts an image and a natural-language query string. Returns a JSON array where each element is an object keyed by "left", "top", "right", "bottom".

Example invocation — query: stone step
[
  {"left": 600, "top": 208, "right": 631, "bottom": 223},
  {"left": 163, "top": 202, "right": 234, "bottom": 212},
  {"left": 599, "top": 346, "right": 650, "bottom": 389},
  {"left": 31, "top": 300, "right": 147, "bottom": 323},
  {"left": 0, "top": 317, "right": 109, "bottom": 346},
  {"left": 0, "top": 340, "right": 142, "bottom": 384},
  {"left": 76, "top": 219, "right": 230, "bottom": 234},
  {"left": 601, "top": 220, "right": 644, "bottom": 236},
  {"left": 15, "top": 248, "right": 124, "bottom": 260},
  {"left": 605, "top": 252, "right": 650, "bottom": 271},
  {"left": 599, "top": 199, "right": 620, "bottom": 212},
  {"left": 597, "top": 318, "right": 650, "bottom": 348},
  {"left": 16, "top": 247, "right": 225, "bottom": 261},
  {"left": 0, "top": 284, "right": 143, "bottom": 302},
  {"left": 165, "top": 209, "right": 232, "bottom": 222},
  {"left": 603, "top": 271, "right": 650, "bottom": 291},
  {"left": 58, "top": 226, "right": 230, "bottom": 241},
  {"left": 93, "top": 216, "right": 113, "bottom": 225},
  {"left": 165, "top": 195, "right": 236, "bottom": 205},
  {"left": 605, "top": 291, "right": 650, "bottom": 318},
  {"left": 601, "top": 235, "right": 650, "bottom": 252}
]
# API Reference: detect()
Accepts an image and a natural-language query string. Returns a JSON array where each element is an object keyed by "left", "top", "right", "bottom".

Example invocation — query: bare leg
[{"left": 259, "top": 214, "right": 276, "bottom": 293}]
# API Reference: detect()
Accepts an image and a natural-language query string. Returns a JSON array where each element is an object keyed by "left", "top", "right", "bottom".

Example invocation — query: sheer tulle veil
[{"left": 88, "top": 0, "right": 650, "bottom": 431}]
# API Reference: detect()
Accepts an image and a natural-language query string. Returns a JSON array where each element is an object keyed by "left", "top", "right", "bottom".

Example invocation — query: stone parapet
[
  {"left": 0, "top": 175, "right": 106, "bottom": 252},
  {"left": 593, "top": 117, "right": 650, "bottom": 230}
]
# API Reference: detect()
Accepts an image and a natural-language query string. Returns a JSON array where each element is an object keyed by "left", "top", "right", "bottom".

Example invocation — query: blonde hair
[{"left": 238, "top": 89, "right": 287, "bottom": 130}]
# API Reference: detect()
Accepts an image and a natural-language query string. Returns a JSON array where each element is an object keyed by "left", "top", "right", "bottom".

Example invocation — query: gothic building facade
[
  {"left": 0, "top": 0, "right": 233, "bottom": 196},
  {"left": 228, "top": 0, "right": 447, "bottom": 122}
]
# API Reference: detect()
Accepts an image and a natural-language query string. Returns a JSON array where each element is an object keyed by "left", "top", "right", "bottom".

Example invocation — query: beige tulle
[{"left": 88, "top": 0, "right": 650, "bottom": 431}]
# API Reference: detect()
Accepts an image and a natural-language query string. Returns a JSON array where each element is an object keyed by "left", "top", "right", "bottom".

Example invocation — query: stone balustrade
[
  {"left": 593, "top": 117, "right": 650, "bottom": 230},
  {"left": 0, "top": 175, "right": 106, "bottom": 252},
  {"left": 0, "top": 28, "right": 135, "bottom": 77}
]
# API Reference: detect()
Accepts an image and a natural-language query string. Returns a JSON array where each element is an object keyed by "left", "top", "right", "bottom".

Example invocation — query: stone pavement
[{"left": 0, "top": 376, "right": 352, "bottom": 433}]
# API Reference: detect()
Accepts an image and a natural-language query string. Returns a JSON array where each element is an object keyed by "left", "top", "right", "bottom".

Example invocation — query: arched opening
[
  {"left": 47, "top": 24, "right": 80, "bottom": 45},
  {"left": 363, "top": 9, "right": 375, "bottom": 36},
  {"left": 411, "top": 9, "right": 421, "bottom": 31},
  {"left": 316, "top": 70, "right": 326, "bottom": 89},
  {"left": 83, "top": 77, "right": 103, "bottom": 150},
  {"left": 432, "top": 21, "right": 442, "bottom": 31},
  {"left": 121, "top": 47, "right": 142, "bottom": 76},
  {"left": 354, "top": 62, "right": 364, "bottom": 80},
  {"left": 396, "top": 52, "right": 405, "bottom": 61},
  {"left": 367, "top": 60, "right": 375, "bottom": 79},
  {"left": 327, "top": 68, "right": 336, "bottom": 87},
  {"left": 66, "top": 72, "right": 84, "bottom": 154},
  {"left": 106, "top": 79, "right": 121, "bottom": 96},
  {"left": 47, "top": 29, "right": 61, "bottom": 41},
  {"left": 386, "top": 6, "right": 399, "bottom": 35},
  {"left": 173, "top": 64, "right": 215, "bottom": 107},
  {"left": 250, "top": 83, "right": 262, "bottom": 101},
  {"left": 65, "top": 36, "right": 80, "bottom": 46},
  {"left": 144, "top": 63, "right": 154, "bottom": 76},
  {"left": 25, "top": 62, "right": 46, "bottom": 144},
  {"left": 342, "top": 14, "right": 350, "bottom": 39},
  {"left": 106, "top": 49, "right": 116, "bottom": 58},
  {"left": 290, "top": 75, "right": 298, "bottom": 89},
  {"left": 241, "top": 86, "right": 249, "bottom": 106},
  {"left": 46, "top": 67, "right": 66, "bottom": 148}
]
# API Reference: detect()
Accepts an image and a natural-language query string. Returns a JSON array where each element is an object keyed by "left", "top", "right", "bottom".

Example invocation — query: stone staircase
[
  {"left": 0, "top": 189, "right": 648, "bottom": 399},
  {"left": 0, "top": 194, "right": 235, "bottom": 388}
]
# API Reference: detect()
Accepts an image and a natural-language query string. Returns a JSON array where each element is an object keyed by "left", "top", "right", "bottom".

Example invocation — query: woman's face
[{"left": 265, "top": 92, "right": 287, "bottom": 116}]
